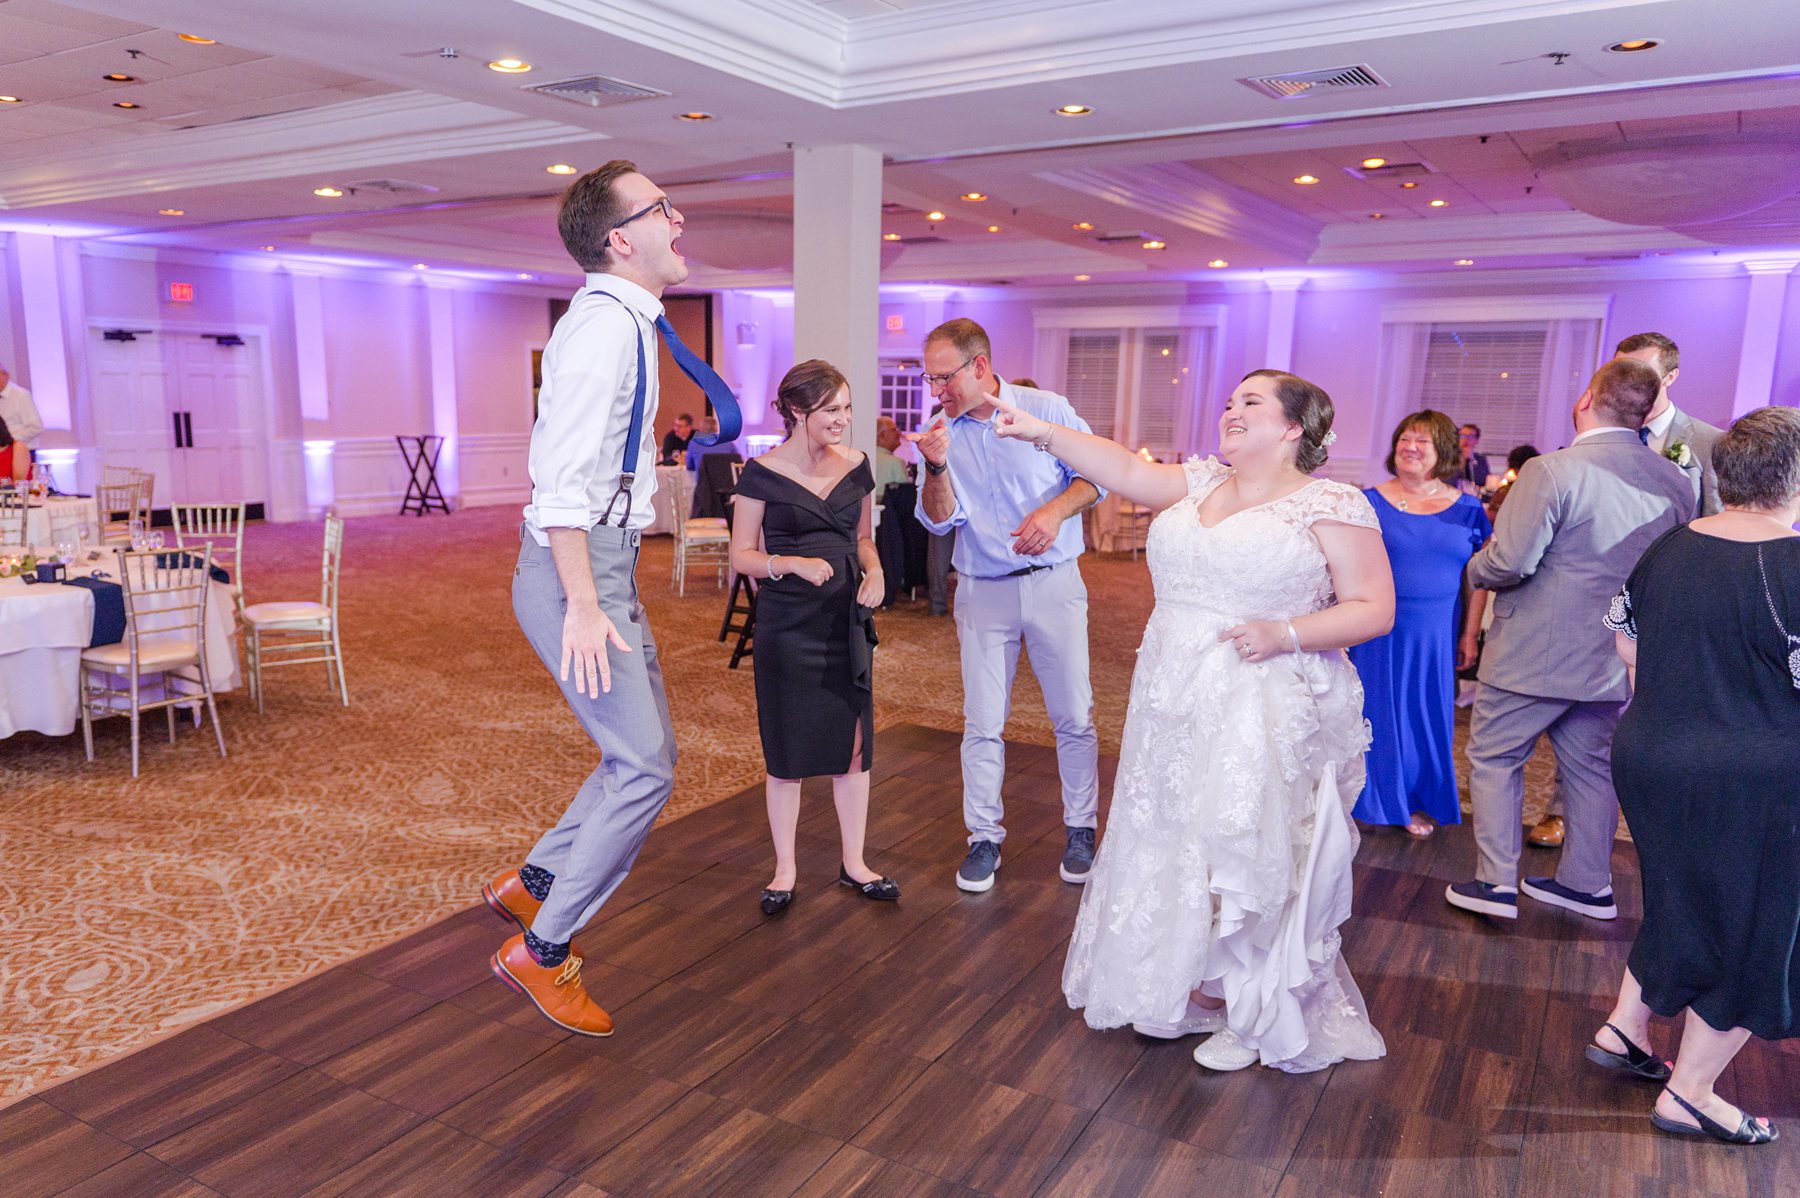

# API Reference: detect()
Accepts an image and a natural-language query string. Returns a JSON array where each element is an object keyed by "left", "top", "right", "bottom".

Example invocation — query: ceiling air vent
[
  {"left": 525, "top": 73, "right": 670, "bottom": 108},
  {"left": 345, "top": 178, "right": 440, "bottom": 195},
  {"left": 1094, "top": 230, "right": 1155, "bottom": 243},
  {"left": 895, "top": 235, "right": 947, "bottom": 245},
  {"left": 1345, "top": 160, "right": 1436, "bottom": 181},
  {"left": 1240, "top": 64, "right": 1389, "bottom": 100}
]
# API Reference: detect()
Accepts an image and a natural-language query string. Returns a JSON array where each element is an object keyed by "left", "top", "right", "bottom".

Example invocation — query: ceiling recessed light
[
  {"left": 313, "top": 186, "right": 344, "bottom": 197},
  {"left": 102, "top": 73, "right": 137, "bottom": 83},
  {"left": 157, "top": 208, "right": 184, "bottom": 216},
  {"left": 1360, "top": 157, "right": 1387, "bottom": 169},
  {"left": 112, "top": 101, "right": 140, "bottom": 109},
  {"left": 1072, "top": 221, "right": 1094, "bottom": 231},
  {"left": 1054, "top": 104, "right": 1092, "bottom": 117},
  {"left": 546, "top": 163, "right": 577, "bottom": 175},
  {"left": 1142, "top": 240, "right": 1166, "bottom": 250},
  {"left": 881, "top": 232, "right": 901, "bottom": 241},
  {"left": 675, "top": 111, "right": 713, "bottom": 122},
  {"left": 1607, "top": 38, "right": 1660, "bottom": 52},
  {"left": 413, "top": 263, "right": 429, "bottom": 270},
  {"left": 0, "top": 96, "right": 20, "bottom": 104},
  {"left": 926, "top": 210, "right": 945, "bottom": 221},
  {"left": 1074, "top": 274, "right": 1091, "bottom": 281},
  {"left": 1293, "top": 174, "right": 1320, "bottom": 185},
  {"left": 1428, "top": 198, "right": 1448, "bottom": 207},
  {"left": 1207, "top": 259, "right": 1229, "bottom": 268},
  {"left": 516, "top": 272, "right": 533, "bottom": 279},
  {"left": 986, "top": 225, "right": 1001, "bottom": 233},
  {"left": 177, "top": 34, "right": 216, "bottom": 45},
  {"left": 1369, "top": 212, "right": 1387, "bottom": 219},
  {"left": 487, "top": 58, "right": 532, "bottom": 73},
  {"left": 1400, "top": 181, "right": 1420, "bottom": 189},
  {"left": 260, "top": 245, "right": 275, "bottom": 252},
  {"left": 961, "top": 192, "right": 987, "bottom": 202},
  {"left": 1454, "top": 258, "right": 1475, "bottom": 266}
]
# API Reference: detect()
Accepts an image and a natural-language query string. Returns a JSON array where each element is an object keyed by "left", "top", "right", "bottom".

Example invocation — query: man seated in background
[
  {"left": 659, "top": 412, "right": 694, "bottom": 465},
  {"left": 875, "top": 416, "right": 911, "bottom": 494}
]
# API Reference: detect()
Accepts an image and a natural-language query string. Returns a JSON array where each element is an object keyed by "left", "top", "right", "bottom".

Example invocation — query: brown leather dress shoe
[
  {"left": 1527, "top": 814, "right": 1565, "bottom": 848},
  {"left": 482, "top": 868, "right": 542, "bottom": 932},
  {"left": 490, "top": 933, "right": 614, "bottom": 1037}
]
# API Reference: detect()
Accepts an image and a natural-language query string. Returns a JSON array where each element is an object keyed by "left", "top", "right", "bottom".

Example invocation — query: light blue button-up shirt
[{"left": 915, "top": 379, "right": 1102, "bottom": 579}]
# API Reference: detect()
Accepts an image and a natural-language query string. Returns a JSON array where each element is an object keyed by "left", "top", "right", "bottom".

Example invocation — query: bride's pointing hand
[{"left": 989, "top": 397, "right": 1052, "bottom": 445}]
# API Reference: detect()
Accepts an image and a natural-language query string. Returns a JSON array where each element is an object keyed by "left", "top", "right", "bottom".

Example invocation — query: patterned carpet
[{"left": 0, "top": 504, "right": 1551, "bottom": 1102}]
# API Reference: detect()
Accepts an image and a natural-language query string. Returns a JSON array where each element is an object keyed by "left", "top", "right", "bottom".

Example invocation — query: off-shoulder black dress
[{"left": 735, "top": 455, "right": 877, "bottom": 779}]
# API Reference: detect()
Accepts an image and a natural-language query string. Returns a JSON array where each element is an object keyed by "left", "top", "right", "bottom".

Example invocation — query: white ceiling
[{"left": 3, "top": 0, "right": 1798, "bottom": 286}]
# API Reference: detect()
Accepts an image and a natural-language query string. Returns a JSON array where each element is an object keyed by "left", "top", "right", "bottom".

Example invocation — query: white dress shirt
[
  {"left": 524, "top": 274, "right": 663, "bottom": 542},
  {"left": 1642, "top": 404, "right": 1678, "bottom": 453},
  {"left": 0, "top": 380, "right": 43, "bottom": 449}
]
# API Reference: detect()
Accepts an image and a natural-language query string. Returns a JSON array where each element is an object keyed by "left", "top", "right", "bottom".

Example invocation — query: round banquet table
[
  {"left": 0, "top": 549, "right": 241, "bottom": 739},
  {"left": 19, "top": 495, "right": 102, "bottom": 547}
]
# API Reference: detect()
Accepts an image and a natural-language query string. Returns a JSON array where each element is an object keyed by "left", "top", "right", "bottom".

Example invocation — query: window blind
[
  {"left": 1063, "top": 331, "right": 1122, "bottom": 440},
  {"left": 1419, "top": 323, "right": 1547, "bottom": 455}
]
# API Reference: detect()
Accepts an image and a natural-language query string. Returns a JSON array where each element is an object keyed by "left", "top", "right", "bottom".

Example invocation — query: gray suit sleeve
[
  {"left": 1690, "top": 421, "right": 1723, "bottom": 517},
  {"left": 1467, "top": 457, "right": 1559, "bottom": 589}
]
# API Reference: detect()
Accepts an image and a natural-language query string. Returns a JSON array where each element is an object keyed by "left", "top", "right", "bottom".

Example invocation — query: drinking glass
[
  {"left": 55, "top": 540, "right": 74, "bottom": 564},
  {"left": 149, "top": 531, "right": 166, "bottom": 551},
  {"left": 129, "top": 519, "right": 146, "bottom": 551}
]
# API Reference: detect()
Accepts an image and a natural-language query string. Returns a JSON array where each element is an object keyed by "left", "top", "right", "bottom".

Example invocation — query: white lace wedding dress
[{"left": 1063, "top": 456, "right": 1387, "bottom": 1073}]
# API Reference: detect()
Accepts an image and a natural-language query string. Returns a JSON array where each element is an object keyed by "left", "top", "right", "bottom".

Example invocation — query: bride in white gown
[{"left": 992, "top": 369, "right": 1394, "bottom": 1074}]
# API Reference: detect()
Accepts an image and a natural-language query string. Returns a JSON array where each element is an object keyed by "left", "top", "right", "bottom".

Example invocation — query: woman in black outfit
[
  {"left": 1589, "top": 405, "right": 1800, "bottom": 1146},
  {"left": 729, "top": 360, "right": 899, "bottom": 914}
]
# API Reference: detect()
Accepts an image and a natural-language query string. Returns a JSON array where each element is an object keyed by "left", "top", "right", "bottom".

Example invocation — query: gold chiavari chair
[
  {"left": 97, "top": 480, "right": 141, "bottom": 545},
  {"left": 79, "top": 545, "right": 227, "bottom": 778},
  {"left": 671, "top": 468, "right": 730, "bottom": 596},
  {"left": 0, "top": 487, "right": 27, "bottom": 549},
  {"left": 172, "top": 502, "right": 247, "bottom": 612},
  {"left": 242, "top": 515, "right": 348, "bottom": 712}
]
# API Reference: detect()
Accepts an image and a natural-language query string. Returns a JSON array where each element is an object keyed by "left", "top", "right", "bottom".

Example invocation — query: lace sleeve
[
  {"left": 1603, "top": 585, "right": 1637, "bottom": 640},
  {"left": 1182, "top": 455, "right": 1228, "bottom": 497},
  {"left": 1295, "top": 480, "right": 1380, "bottom": 531}
]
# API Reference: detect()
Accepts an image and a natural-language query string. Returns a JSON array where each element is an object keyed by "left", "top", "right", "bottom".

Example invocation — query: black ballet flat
[
  {"left": 1651, "top": 1088, "right": 1778, "bottom": 1145},
  {"left": 1583, "top": 1022, "right": 1672, "bottom": 1082},
  {"left": 837, "top": 866, "right": 900, "bottom": 902},
  {"left": 760, "top": 888, "right": 794, "bottom": 916}
]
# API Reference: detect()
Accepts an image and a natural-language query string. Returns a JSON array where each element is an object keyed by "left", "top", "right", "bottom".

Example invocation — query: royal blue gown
[{"left": 1349, "top": 489, "right": 1491, "bottom": 826}]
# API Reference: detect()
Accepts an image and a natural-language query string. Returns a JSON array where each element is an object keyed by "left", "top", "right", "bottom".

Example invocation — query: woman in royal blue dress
[{"left": 1350, "top": 410, "right": 1491, "bottom": 838}]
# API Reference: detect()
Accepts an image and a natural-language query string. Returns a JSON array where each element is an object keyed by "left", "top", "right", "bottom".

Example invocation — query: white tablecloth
[
  {"left": 0, "top": 552, "right": 241, "bottom": 738},
  {"left": 21, "top": 496, "right": 101, "bottom": 547}
]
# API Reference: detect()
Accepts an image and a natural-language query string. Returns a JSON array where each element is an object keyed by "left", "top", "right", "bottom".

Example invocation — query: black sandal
[
  {"left": 837, "top": 866, "right": 900, "bottom": 901},
  {"left": 1651, "top": 1088, "right": 1778, "bottom": 1145},
  {"left": 1583, "top": 1022, "right": 1672, "bottom": 1082},
  {"left": 759, "top": 888, "right": 794, "bottom": 916}
]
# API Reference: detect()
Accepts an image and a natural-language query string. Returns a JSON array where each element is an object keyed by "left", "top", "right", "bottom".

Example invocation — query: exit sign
[
  {"left": 885, "top": 314, "right": 905, "bottom": 332},
  {"left": 169, "top": 282, "right": 195, "bottom": 303}
]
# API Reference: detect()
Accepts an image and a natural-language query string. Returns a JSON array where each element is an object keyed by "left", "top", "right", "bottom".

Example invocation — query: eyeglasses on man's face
[
  {"left": 920, "top": 356, "right": 976, "bottom": 389},
  {"left": 608, "top": 195, "right": 674, "bottom": 236}
]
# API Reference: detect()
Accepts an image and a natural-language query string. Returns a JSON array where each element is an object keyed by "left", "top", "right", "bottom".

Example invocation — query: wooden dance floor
[{"left": 4, "top": 725, "right": 1792, "bottom": 1197}]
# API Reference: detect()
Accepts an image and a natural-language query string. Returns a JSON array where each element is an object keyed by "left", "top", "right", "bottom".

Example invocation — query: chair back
[
  {"left": 670, "top": 469, "right": 692, "bottom": 544},
  {"left": 0, "top": 488, "right": 27, "bottom": 549},
  {"left": 118, "top": 545, "right": 212, "bottom": 662},
  {"left": 320, "top": 515, "right": 345, "bottom": 613},
  {"left": 173, "top": 503, "right": 246, "bottom": 592},
  {"left": 46, "top": 501, "right": 96, "bottom": 549},
  {"left": 98, "top": 480, "right": 141, "bottom": 545}
]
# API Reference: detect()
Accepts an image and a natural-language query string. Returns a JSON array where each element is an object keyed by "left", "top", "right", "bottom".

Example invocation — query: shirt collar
[
  {"left": 581, "top": 272, "right": 664, "bottom": 321},
  {"left": 1573, "top": 426, "right": 1635, "bottom": 445},
  {"left": 1644, "top": 404, "right": 1678, "bottom": 439}
]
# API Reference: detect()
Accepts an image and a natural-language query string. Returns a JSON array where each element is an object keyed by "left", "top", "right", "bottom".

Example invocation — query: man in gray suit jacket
[
  {"left": 1614, "top": 331, "right": 1721, "bottom": 516},
  {"left": 1447, "top": 358, "right": 1694, "bottom": 923}
]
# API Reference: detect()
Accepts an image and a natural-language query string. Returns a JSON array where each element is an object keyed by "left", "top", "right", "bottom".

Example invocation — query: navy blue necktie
[
  {"left": 656, "top": 315, "right": 741, "bottom": 446},
  {"left": 1638, "top": 427, "right": 1650, "bottom": 445}
]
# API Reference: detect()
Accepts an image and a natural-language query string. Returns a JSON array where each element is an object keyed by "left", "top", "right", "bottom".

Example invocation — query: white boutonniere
[{"left": 1664, "top": 441, "right": 1693, "bottom": 468}]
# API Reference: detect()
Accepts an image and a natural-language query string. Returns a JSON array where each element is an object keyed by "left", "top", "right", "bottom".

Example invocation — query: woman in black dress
[
  {"left": 729, "top": 360, "right": 899, "bottom": 914},
  {"left": 1588, "top": 406, "right": 1800, "bottom": 1146}
]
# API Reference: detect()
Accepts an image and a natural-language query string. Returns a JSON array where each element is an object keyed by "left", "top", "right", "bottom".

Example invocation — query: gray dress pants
[
  {"left": 1467, "top": 682, "right": 1623, "bottom": 895},
  {"left": 511, "top": 525, "right": 678, "bottom": 943}
]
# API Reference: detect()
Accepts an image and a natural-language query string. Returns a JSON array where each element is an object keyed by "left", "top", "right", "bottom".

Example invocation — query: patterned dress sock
[
  {"left": 523, "top": 929, "right": 569, "bottom": 967},
  {"left": 517, "top": 864, "right": 554, "bottom": 901}
]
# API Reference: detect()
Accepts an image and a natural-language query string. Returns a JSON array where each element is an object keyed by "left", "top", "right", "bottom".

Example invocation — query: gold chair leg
[
  {"left": 332, "top": 626, "right": 349, "bottom": 706},
  {"left": 80, "top": 668, "right": 94, "bottom": 763}
]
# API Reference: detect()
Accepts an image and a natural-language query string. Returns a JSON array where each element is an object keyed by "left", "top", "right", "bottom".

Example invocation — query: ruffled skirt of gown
[{"left": 1062, "top": 601, "right": 1387, "bottom": 1073}]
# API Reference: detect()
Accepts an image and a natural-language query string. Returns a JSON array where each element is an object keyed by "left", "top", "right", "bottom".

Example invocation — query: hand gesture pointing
[{"left": 988, "top": 396, "right": 1054, "bottom": 447}]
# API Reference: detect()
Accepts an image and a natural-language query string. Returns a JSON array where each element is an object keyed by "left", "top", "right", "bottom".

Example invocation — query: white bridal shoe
[
  {"left": 1133, "top": 1000, "right": 1227, "bottom": 1039},
  {"left": 1192, "top": 1029, "right": 1259, "bottom": 1071}
]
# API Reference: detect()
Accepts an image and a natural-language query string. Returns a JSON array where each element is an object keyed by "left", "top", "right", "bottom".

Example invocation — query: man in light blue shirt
[{"left": 913, "top": 318, "right": 1102, "bottom": 893}]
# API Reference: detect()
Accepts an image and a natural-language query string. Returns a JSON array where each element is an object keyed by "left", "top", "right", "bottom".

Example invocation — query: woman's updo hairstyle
[
  {"left": 1241, "top": 368, "right": 1335, "bottom": 474},
  {"left": 774, "top": 359, "right": 849, "bottom": 436}
]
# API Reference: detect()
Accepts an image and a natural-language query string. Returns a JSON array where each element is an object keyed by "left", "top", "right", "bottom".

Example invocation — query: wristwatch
[{"left": 924, "top": 458, "right": 947, "bottom": 476}]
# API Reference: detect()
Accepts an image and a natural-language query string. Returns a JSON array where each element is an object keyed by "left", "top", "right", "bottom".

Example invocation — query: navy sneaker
[
  {"left": 1521, "top": 876, "right": 1618, "bottom": 920},
  {"left": 1445, "top": 880, "right": 1518, "bottom": 920},
  {"left": 957, "top": 840, "right": 1001, "bottom": 893},
  {"left": 1060, "top": 826, "right": 1096, "bottom": 884}
]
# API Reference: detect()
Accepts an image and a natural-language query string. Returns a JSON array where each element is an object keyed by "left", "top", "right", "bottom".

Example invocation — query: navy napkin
[
  {"left": 61, "top": 576, "right": 126, "bottom": 647},
  {"left": 153, "top": 551, "right": 232, "bottom": 585}
]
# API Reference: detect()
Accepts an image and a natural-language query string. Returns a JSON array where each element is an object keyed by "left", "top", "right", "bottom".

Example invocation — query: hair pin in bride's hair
[{"left": 1322, "top": 431, "right": 1337, "bottom": 447}]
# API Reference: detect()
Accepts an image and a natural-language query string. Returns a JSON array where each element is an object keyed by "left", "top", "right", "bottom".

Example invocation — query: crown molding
[{"left": 0, "top": 92, "right": 608, "bottom": 209}]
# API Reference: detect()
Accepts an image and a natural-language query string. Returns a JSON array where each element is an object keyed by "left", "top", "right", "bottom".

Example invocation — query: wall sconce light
[{"left": 736, "top": 322, "right": 758, "bottom": 347}]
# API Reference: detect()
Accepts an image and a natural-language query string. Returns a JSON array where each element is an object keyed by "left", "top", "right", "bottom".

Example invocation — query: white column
[
  {"left": 793, "top": 144, "right": 882, "bottom": 454},
  {"left": 286, "top": 269, "right": 334, "bottom": 516},
  {"left": 1261, "top": 275, "right": 1306, "bottom": 372},
  {"left": 12, "top": 232, "right": 74, "bottom": 436},
  {"left": 1732, "top": 259, "right": 1799, "bottom": 419},
  {"left": 424, "top": 280, "right": 460, "bottom": 505}
]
